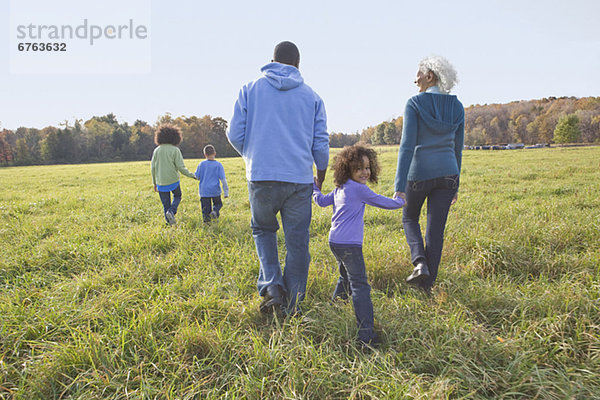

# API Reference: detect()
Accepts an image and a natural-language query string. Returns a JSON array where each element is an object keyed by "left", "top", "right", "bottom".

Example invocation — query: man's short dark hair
[{"left": 273, "top": 41, "right": 300, "bottom": 67}]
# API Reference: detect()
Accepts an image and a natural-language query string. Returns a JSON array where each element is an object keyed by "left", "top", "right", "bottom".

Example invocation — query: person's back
[
  {"left": 312, "top": 145, "right": 403, "bottom": 346},
  {"left": 394, "top": 55, "right": 464, "bottom": 293},
  {"left": 196, "top": 159, "right": 226, "bottom": 197},
  {"left": 226, "top": 41, "right": 329, "bottom": 316},
  {"left": 150, "top": 125, "right": 197, "bottom": 225},
  {"left": 398, "top": 92, "right": 464, "bottom": 187},
  {"left": 228, "top": 62, "right": 328, "bottom": 183},
  {"left": 195, "top": 144, "right": 228, "bottom": 222},
  {"left": 152, "top": 144, "right": 186, "bottom": 185}
]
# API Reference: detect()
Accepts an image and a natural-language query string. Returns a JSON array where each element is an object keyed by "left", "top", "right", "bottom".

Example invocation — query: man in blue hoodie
[{"left": 227, "top": 41, "right": 329, "bottom": 316}]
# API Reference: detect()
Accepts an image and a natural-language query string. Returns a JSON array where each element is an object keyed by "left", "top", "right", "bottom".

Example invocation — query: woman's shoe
[
  {"left": 406, "top": 262, "right": 430, "bottom": 285},
  {"left": 259, "top": 286, "right": 284, "bottom": 314},
  {"left": 358, "top": 334, "right": 381, "bottom": 351}
]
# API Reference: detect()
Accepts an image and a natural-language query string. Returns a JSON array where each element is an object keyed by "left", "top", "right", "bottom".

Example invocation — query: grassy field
[{"left": 1, "top": 146, "right": 599, "bottom": 399}]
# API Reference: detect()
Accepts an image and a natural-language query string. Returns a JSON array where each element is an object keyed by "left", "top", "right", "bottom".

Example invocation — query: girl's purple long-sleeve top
[{"left": 313, "top": 179, "right": 405, "bottom": 247}]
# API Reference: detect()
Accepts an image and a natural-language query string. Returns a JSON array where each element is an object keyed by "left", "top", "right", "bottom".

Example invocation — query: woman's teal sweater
[{"left": 394, "top": 92, "right": 465, "bottom": 192}]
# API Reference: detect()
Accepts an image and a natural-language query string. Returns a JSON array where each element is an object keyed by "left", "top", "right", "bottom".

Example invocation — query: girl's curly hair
[
  {"left": 332, "top": 144, "right": 380, "bottom": 187},
  {"left": 154, "top": 124, "right": 182, "bottom": 145}
]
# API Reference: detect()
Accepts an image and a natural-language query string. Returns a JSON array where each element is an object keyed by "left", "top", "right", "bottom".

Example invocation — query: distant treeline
[
  {"left": 342, "top": 96, "right": 600, "bottom": 147},
  {"left": 2, "top": 96, "right": 599, "bottom": 166},
  {"left": 0, "top": 113, "right": 237, "bottom": 166}
]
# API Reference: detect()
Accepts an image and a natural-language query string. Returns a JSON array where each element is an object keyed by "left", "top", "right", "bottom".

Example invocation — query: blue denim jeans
[
  {"left": 248, "top": 181, "right": 312, "bottom": 314},
  {"left": 402, "top": 175, "right": 458, "bottom": 289},
  {"left": 158, "top": 185, "right": 182, "bottom": 221},
  {"left": 330, "top": 244, "right": 376, "bottom": 343}
]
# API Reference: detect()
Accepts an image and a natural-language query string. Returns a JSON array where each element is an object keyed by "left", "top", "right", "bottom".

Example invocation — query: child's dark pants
[{"left": 201, "top": 196, "right": 223, "bottom": 221}]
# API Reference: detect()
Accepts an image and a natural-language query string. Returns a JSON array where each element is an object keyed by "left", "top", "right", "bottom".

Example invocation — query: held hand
[
  {"left": 451, "top": 192, "right": 458, "bottom": 205},
  {"left": 313, "top": 177, "right": 322, "bottom": 191},
  {"left": 316, "top": 169, "right": 327, "bottom": 190},
  {"left": 394, "top": 191, "right": 406, "bottom": 201}
]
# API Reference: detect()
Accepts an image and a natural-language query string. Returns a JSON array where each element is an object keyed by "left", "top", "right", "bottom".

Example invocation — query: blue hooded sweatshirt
[
  {"left": 394, "top": 92, "right": 465, "bottom": 192},
  {"left": 227, "top": 62, "right": 329, "bottom": 184}
]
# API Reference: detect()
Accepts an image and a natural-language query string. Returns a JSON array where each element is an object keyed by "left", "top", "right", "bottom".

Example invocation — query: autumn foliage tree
[
  {"left": 460, "top": 97, "right": 598, "bottom": 145},
  {"left": 329, "top": 132, "right": 360, "bottom": 147},
  {"left": 0, "top": 130, "right": 14, "bottom": 165},
  {"left": 360, "top": 118, "right": 402, "bottom": 146}
]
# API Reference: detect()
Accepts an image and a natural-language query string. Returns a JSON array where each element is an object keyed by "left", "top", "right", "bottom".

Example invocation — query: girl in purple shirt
[{"left": 313, "top": 144, "right": 405, "bottom": 346}]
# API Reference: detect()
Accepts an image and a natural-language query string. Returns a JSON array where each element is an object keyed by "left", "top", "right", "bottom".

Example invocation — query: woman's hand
[
  {"left": 451, "top": 192, "right": 458, "bottom": 205},
  {"left": 394, "top": 191, "right": 406, "bottom": 201},
  {"left": 153, "top": 184, "right": 158, "bottom": 192}
]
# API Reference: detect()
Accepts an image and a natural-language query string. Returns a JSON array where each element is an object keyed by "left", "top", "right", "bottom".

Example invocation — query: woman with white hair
[{"left": 394, "top": 55, "right": 464, "bottom": 293}]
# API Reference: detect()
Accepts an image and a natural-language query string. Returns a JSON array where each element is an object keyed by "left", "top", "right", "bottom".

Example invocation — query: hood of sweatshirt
[
  {"left": 261, "top": 62, "right": 304, "bottom": 91},
  {"left": 409, "top": 93, "right": 463, "bottom": 136}
]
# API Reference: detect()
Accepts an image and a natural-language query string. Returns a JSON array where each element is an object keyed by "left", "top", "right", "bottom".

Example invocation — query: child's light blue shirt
[{"left": 195, "top": 159, "right": 228, "bottom": 198}]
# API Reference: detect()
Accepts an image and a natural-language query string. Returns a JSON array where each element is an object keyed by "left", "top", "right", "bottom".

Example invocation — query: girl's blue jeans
[
  {"left": 329, "top": 244, "right": 377, "bottom": 343},
  {"left": 158, "top": 185, "right": 182, "bottom": 221}
]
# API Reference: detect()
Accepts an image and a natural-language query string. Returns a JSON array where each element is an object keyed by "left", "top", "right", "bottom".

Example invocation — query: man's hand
[
  {"left": 153, "top": 184, "right": 158, "bottom": 192},
  {"left": 315, "top": 169, "right": 327, "bottom": 190}
]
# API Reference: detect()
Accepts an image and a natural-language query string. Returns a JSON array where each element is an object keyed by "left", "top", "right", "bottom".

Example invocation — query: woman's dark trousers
[{"left": 402, "top": 175, "right": 458, "bottom": 289}]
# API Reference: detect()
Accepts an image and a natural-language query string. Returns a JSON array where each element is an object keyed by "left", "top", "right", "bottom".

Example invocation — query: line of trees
[
  {"left": 329, "top": 132, "right": 362, "bottom": 148},
  {"left": 463, "top": 96, "right": 600, "bottom": 146},
  {"left": 2, "top": 96, "right": 598, "bottom": 166},
  {"left": 335, "top": 96, "right": 600, "bottom": 148},
  {"left": 327, "top": 118, "right": 404, "bottom": 149},
  {"left": 0, "top": 113, "right": 237, "bottom": 166}
]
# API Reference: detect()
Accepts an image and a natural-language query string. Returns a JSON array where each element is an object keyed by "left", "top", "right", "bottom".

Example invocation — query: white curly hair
[{"left": 418, "top": 55, "right": 458, "bottom": 94}]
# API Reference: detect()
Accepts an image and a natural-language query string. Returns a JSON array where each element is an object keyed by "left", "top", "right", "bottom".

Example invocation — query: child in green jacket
[{"left": 150, "top": 125, "right": 197, "bottom": 225}]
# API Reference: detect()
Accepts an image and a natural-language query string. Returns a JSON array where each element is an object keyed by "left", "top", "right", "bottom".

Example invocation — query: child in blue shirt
[
  {"left": 313, "top": 144, "right": 405, "bottom": 347},
  {"left": 195, "top": 144, "right": 229, "bottom": 222}
]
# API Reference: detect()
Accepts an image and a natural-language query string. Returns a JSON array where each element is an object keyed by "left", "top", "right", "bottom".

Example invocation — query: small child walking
[
  {"left": 150, "top": 125, "right": 197, "bottom": 225},
  {"left": 195, "top": 144, "right": 229, "bottom": 222},
  {"left": 313, "top": 144, "right": 405, "bottom": 346}
]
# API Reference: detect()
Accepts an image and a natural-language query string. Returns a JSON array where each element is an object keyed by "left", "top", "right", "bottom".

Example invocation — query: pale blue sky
[{"left": 1, "top": 0, "right": 599, "bottom": 133}]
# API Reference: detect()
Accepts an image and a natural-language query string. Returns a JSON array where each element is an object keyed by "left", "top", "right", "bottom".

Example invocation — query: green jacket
[{"left": 151, "top": 144, "right": 196, "bottom": 186}]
